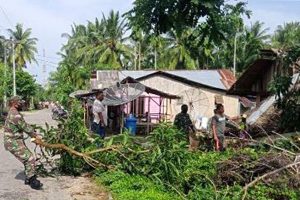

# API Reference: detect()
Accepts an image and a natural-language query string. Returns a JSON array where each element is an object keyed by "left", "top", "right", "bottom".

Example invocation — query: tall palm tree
[
  {"left": 209, "top": 21, "right": 270, "bottom": 73},
  {"left": 148, "top": 35, "right": 171, "bottom": 69},
  {"left": 272, "top": 22, "right": 300, "bottom": 49},
  {"left": 238, "top": 21, "right": 270, "bottom": 71},
  {"left": 0, "top": 35, "right": 6, "bottom": 62},
  {"left": 7, "top": 23, "right": 38, "bottom": 69},
  {"left": 97, "top": 10, "right": 131, "bottom": 69},
  {"left": 164, "top": 30, "right": 196, "bottom": 70}
]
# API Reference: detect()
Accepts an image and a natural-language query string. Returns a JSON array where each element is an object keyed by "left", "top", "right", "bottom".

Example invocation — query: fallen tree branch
[
  {"left": 271, "top": 131, "right": 300, "bottom": 151},
  {"left": 85, "top": 145, "right": 120, "bottom": 155},
  {"left": 228, "top": 136, "right": 296, "bottom": 156},
  {"left": 242, "top": 161, "right": 300, "bottom": 200},
  {"left": 32, "top": 138, "right": 113, "bottom": 169}
]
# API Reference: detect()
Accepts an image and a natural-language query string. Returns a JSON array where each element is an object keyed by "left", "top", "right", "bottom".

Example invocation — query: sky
[{"left": 0, "top": 0, "right": 299, "bottom": 85}]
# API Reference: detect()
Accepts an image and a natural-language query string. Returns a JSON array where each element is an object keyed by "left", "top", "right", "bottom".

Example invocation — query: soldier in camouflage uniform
[
  {"left": 3, "top": 96, "right": 43, "bottom": 190},
  {"left": 174, "top": 104, "right": 195, "bottom": 138}
]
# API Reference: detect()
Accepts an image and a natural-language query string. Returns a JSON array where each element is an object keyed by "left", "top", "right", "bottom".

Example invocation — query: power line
[
  {"left": 0, "top": 5, "right": 14, "bottom": 28},
  {"left": 36, "top": 58, "right": 59, "bottom": 66},
  {"left": 37, "top": 54, "right": 61, "bottom": 61}
]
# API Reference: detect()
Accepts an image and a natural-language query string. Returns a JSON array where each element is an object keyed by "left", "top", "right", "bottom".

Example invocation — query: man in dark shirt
[{"left": 174, "top": 104, "right": 195, "bottom": 136}]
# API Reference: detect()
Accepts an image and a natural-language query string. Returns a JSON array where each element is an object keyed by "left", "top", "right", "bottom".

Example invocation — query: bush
[
  {"left": 95, "top": 171, "right": 180, "bottom": 200},
  {"left": 41, "top": 111, "right": 299, "bottom": 200},
  {"left": 42, "top": 100, "right": 97, "bottom": 175}
]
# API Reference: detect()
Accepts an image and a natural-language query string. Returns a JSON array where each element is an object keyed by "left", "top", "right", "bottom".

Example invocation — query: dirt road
[{"left": 0, "top": 109, "right": 108, "bottom": 200}]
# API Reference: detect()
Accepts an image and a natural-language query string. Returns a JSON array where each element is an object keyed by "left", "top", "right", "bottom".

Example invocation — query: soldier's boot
[
  {"left": 26, "top": 175, "right": 43, "bottom": 190},
  {"left": 25, "top": 178, "right": 30, "bottom": 185},
  {"left": 24, "top": 175, "right": 35, "bottom": 185}
]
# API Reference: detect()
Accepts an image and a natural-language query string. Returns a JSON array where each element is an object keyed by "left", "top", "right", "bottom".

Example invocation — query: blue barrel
[{"left": 125, "top": 114, "right": 137, "bottom": 135}]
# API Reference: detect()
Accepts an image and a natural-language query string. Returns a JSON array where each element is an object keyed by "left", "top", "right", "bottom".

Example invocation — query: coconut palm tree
[
  {"left": 238, "top": 21, "right": 270, "bottom": 71},
  {"left": 7, "top": 23, "right": 38, "bottom": 69},
  {"left": 164, "top": 30, "right": 196, "bottom": 70},
  {"left": 272, "top": 22, "right": 300, "bottom": 49},
  {"left": 97, "top": 10, "right": 131, "bottom": 70},
  {"left": 208, "top": 21, "right": 270, "bottom": 73}
]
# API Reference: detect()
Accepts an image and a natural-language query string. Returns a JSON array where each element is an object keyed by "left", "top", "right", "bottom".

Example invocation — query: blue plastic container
[{"left": 125, "top": 114, "right": 137, "bottom": 135}]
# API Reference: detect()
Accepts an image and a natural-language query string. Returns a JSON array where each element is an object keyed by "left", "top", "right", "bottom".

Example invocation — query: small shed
[
  {"left": 82, "top": 75, "right": 179, "bottom": 134},
  {"left": 120, "top": 77, "right": 180, "bottom": 134}
]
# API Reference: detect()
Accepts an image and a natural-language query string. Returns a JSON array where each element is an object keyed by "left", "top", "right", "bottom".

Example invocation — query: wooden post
[
  {"left": 165, "top": 99, "right": 168, "bottom": 121},
  {"left": 159, "top": 97, "right": 162, "bottom": 122},
  {"left": 256, "top": 94, "right": 261, "bottom": 107},
  {"left": 147, "top": 96, "right": 150, "bottom": 134},
  {"left": 165, "top": 98, "right": 168, "bottom": 121},
  {"left": 83, "top": 101, "right": 86, "bottom": 126}
]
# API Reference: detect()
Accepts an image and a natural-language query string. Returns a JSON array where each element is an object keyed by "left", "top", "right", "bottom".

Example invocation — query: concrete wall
[{"left": 139, "top": 76, "right": 239, "bottom": 121}]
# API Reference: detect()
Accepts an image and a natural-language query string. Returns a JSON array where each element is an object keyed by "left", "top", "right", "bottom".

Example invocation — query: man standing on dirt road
[
  {"left": 3, "top": 96, "right": 43, "bottom": 190},
  {"left": 92, "top": 91, "right": 107, "bottom": 139}
]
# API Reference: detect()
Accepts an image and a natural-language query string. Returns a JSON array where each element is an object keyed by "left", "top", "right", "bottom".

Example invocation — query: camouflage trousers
[{"left": 4, "top": 136, "right": 36, "bottom": 178}]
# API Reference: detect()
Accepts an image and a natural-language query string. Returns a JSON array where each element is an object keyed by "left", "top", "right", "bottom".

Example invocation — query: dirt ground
[{"left": 0, "top": 109, "right": 110, "bottom": 200}]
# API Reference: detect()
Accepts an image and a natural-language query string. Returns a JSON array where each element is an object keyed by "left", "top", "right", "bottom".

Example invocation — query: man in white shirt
[{"left": 92, "top": 91, "right": 107, "bottom": 138}]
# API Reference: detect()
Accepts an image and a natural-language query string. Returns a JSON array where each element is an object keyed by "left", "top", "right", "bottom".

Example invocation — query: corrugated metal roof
[
  {"left": 119, "top": 70, "right": 230, "bottom": 90},
  {"left": 164, "top": 70, "right": 226, "bottom": 90},
  {"left": 93, "top": 70, "right": 235, "bottom": 90},
  {"left": 119, "top": 71, "right": 156, "bottom": 80}
]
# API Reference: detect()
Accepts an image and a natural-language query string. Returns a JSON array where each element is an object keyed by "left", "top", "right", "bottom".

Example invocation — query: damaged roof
[{"left": 227, "top": 59, "right": 275, "bottom": 96}]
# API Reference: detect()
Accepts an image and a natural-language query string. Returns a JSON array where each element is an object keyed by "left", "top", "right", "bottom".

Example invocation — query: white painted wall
[{"left": 140, "top": 76, "right": 239, "bottom": 121}]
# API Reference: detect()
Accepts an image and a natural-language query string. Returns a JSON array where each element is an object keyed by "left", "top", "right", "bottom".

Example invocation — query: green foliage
[
  {"left": 14, "top": 70, "right": 37, "bottom": 101},
  {"left": 42, "top": 100, "right": 96, "bottom": 175},
  {"left": 41, "top": 112, "right": 298, "bottom": 200},
  {"left": 0, "top": 63, "right": 8, "bottom": 103},
  {"left": 95, "top": 171, "right": 180, "bottom": 200},
  {"left": 33, "top": 84, "right": 47, "bottom": 107},
  {"left": 7, "top": 23, "right": 38, "bottom": 69},
  {"left": 269, "top": 76, "right": 292, "bottom": 103},
  {"left": 272, "top": 22, "right": 300, "bottom": 49},
  {"left": 247, "top": 184, "right": 300, "bottom": 200},
  {"left": 269, "top": 45, "right": 300, "bottom": 131},
  {"left": 6, "top": 70, "right": 38, "bottom": 106},
  {"left": 128, "top": 0, "right": 250, "bottom": 35},
  {"left": 0, "top": 63, "right": 42, "bottom": 110}
]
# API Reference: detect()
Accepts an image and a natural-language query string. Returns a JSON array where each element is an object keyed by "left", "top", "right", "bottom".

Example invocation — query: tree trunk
[
  {"left": 154, "top": 47, "right": 157, "bottom": 70},
  {"left": 138, "top": 42, "right": 141, "bottom": 70}
]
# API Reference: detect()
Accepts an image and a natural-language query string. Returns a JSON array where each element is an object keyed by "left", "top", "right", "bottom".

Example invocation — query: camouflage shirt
[
  {"left": 174, "top": 112, "right": 193, "bottom": 134},
  {"left": 4, "top": 108, "right": 36, "bottom": 140}
]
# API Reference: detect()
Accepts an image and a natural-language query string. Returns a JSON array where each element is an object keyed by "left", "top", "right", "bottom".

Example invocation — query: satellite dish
[
  {"left": 103, "top": 82, "right": 145, "bottom": 106},
  {"left": 181, "top": 88, "right": 209, "bottom": 120},
  {"left": 69, "top": 90, "right": 91, "bottom": 98}
]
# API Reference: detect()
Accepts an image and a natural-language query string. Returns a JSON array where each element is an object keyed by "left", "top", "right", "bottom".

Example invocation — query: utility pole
[
  {"left": 154, "top": 47, "right": 157, "bottom": 70},
  {"left": 134, "top": 45, "right": 137, "bottom": 70},
  {"left": 138, "top": 41, "right": 141, "bottom": 70},
  {"left": 43, "top": 49, "right": 46, "bottom": 86},
  {"left": 233, "top": 33, "right": 237, "bottom": 77},
  {"left": 3, "top": 42, "right": 7, "bottom": 108},
  {"left": 12, "top": 39, "right": 16, "bottom": 96}
]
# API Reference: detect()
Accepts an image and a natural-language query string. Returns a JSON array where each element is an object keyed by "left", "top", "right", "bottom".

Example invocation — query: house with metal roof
[{"left": 91, "top": 69, "right": 240, "bottom": 122}]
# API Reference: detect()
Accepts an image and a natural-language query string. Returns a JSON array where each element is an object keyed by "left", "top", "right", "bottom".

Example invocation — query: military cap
[{"left": 8, "top": 96, "right": 24, "bottom": 103}]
